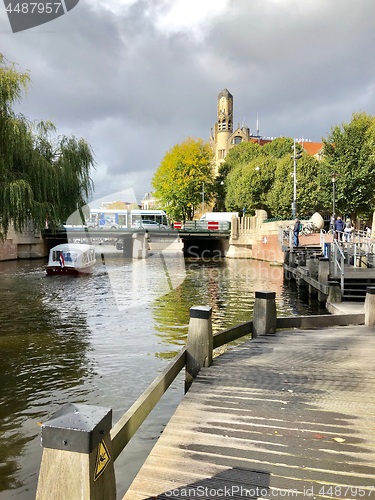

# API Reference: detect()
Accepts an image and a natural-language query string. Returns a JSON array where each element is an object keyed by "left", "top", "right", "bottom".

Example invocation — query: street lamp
[
  {"left": 328, "top": 172, "right": 340, "bottom": 232},
  {"left": 201, "top": 181, "right": 205, "bottom": 216},
  {"left": 291, "top": 139, "right": 303, "bottom": 218}
]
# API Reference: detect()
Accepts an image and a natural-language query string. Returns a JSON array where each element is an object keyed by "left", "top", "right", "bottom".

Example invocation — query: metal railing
[{"left": 179, "top": 220, "right": 231, "bottom": 231}]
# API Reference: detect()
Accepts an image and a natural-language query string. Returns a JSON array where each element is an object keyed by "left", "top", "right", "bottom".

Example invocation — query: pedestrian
[
  {"left": 293, "top": 217, "right": 300, "bottom": 247},
  {"left": 334, "top": 216, "right": 345, "bottom": 241},
  {"left": 344, "top": 218, "right": 353, "bottom": 242},
  {"left": 330, "top": 214, "right": 335, "bottom": 233},
  {"left": 366, "top": 226, "right": 372, "bottom": 237}
]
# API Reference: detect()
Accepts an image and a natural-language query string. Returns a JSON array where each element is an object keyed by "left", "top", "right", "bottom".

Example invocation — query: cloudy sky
[{"left": 2, "top": 0, "right": 375, "bottom": 205}]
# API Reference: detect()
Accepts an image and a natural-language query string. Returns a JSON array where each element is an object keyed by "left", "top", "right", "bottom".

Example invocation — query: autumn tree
[
  {"left": 151, "top": 137, "right": 214, "bottom": 221},
  {"left": 322, "top": 112, "right": 375, "bottom": 219},
  {"left": 0, "top": 55, "right": 95, "bottom": 238}
]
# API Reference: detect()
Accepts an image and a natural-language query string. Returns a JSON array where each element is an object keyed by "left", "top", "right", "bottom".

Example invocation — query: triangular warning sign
[{"left": 94, "top": 440, "right": 111, "bottom": 481}]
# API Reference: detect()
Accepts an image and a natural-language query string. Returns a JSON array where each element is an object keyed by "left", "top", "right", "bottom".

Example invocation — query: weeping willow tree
[{"left": 0, "top": 54, "right": 95, "bottom": 238}]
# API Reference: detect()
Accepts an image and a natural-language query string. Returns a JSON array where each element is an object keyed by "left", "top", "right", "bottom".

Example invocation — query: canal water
[{"left": 0, "top": 245, "right": 326, "bottom": 499}]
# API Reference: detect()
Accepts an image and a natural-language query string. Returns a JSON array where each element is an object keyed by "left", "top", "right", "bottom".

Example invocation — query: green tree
[
  {"left": 225, "top": 156, "right": 276, "bottom": 215},
  {"left": 0, "top": 55, "right": 94, "bottom": 238},
  {"left": 151, "top": 137, "right": 214, "bottom": 221},
  {"left": 322, "top": 112, "right": 375, "bottom": 219},
  {"left": 214, "top": 142, "right": 263, "bottom": 210},
  {"left": 215, "top": 138, "right": 295, "bottom": 212},
  {"left": 261, "top": 137, "right": 294, "bottom": 159},
  {"left": 267, "top": 153, "right": 323, "bottom": 218}
]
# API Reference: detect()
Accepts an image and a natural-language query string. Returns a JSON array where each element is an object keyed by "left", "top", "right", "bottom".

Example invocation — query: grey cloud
[{"left": 2, "top": 0, "right": 375, "bottom": 199}]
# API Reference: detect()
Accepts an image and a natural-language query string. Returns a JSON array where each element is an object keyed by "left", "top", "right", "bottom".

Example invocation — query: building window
[
  {"left": 222, "top": 120, "right": 226, "bottom": 131},
  {"left": 218, "top": 149, "right": 226, "bottom": 159},
  {"left": 233, "top": 136, "right": 242, "bottom": 145}
]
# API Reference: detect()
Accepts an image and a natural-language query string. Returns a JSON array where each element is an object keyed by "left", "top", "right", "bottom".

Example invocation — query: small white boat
[{"left": 46, "top": 243, "right": 96, "bottom": 275}]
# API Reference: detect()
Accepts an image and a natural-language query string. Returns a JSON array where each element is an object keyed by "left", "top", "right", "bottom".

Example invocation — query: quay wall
[
  {"left": 227, "top": 210, "right": 289, "bottom": 263},
  {"left": 0, "top": 223, "right": 50, "bottom": 261}
]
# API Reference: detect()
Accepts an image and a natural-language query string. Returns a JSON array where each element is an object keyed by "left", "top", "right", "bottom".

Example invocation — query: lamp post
[
  {"left": 328, "top": 172, "right": 340, "bottom": 233},
  {"left": 201, "top": 181, "right": 205, "bottom": 216}
]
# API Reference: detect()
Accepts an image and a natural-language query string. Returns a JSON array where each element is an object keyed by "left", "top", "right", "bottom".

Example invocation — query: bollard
[
  {"left": 318, "top": 257, "right": 330, "bottom": 303},
  {"left": 253, "top": 291, "right": 277, "bottom": 338},
  {"left": 365, "top": 287, "right": 375, "bottom": 326},
  {"left": 185, "top": 306, "right": 213, "bottom": 392},
  {"left": 36, "top": 403, "right": 115, "bottom": 500}
]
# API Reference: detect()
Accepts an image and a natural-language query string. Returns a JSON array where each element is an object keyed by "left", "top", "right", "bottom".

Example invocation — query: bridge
[{"left": 43, "top": 221, "right": 232, "bottom": 258}]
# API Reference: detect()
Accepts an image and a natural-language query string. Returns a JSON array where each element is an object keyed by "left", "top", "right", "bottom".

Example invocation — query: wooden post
[
  {"left": 185, "top": 306, "right": 213, "bottom": 392},
  {"left": 36, "top": 403, "right": 115, "bottom": 500},
  {"left": 318, "top": 257, "right": 330, "bottom": 302},
  {"left": 253, "top": 291, "right": 277, "bottom": 338},
  {"left": 365, "top": 287, "right": 375, "bottom": 326}
]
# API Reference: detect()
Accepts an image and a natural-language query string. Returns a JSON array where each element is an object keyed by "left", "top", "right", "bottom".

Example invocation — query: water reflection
[
  {"left": 0, "top": 261, "right": 94, "bottom": 495},
  {"left": 0, "top": 248, "right": 326, "bottom": 499},
  {"left": 152, "top": 258, "right": 323, "bottom": 360}
]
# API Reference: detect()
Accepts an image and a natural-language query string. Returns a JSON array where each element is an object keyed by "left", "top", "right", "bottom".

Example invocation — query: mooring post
[
  {"left": 253, "top": 291, "right": 277, "bottom": 338},
  {"left": 365, "top": 287, "right": 375, "bottom": 326},
  {"left": 36, "top": 403, "right": 116, "bottom": 500},
  {"left": 185, "top": 306, "right": 213, "bottom": 392},
  {"left": 318, "top": 257, "right": 330, "bottom": 302}
]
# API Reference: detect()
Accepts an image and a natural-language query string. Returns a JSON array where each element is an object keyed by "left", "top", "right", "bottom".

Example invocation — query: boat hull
[{"left": 46, "top": 264, "right": 94, "bottom": 275}]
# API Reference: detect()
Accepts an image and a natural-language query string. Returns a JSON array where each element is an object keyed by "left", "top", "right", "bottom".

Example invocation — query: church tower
[{"left": 211, "top": 89, "right": 233, "bottom": 175}]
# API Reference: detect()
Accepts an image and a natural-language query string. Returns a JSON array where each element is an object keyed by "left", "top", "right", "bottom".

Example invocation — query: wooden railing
[{"left": 35, "top": 292, "right": 371, "bottom": 500}]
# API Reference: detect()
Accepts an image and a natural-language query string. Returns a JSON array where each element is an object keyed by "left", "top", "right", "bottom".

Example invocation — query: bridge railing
[
  {"left": 34, "top": 293, "right": 369, "bottom": 500},
  {"left": 176, "top": 220, "right": 230, "bottom": 231}
]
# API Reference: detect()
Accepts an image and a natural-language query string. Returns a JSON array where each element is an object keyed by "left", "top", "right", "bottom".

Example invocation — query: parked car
[{"left": 132, "top": 220, "right": 168, "bottom": 230}]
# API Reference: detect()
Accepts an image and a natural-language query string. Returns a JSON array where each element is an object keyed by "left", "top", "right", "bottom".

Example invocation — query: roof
[
  {"left": 50, "top": 244, "right": 93, "bottom": 252},
  {"left": 299, "top": 142, "right": 323, "bottom": 156},
  {"left": 218, "top": 88, "right": 233, "bottom": 100}
]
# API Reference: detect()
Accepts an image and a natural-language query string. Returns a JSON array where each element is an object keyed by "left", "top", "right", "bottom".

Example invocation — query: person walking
[
  {"left": 293, "top": 217, "right": 300, "bottom": 247},
  {"left": 335, "top": 216, "right": 345, "bottom": 241},
  {"left": 344, "top": 218, "right": 353, "bottom": 242}
]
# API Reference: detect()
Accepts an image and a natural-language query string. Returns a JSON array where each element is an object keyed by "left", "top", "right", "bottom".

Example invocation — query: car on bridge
[
  {"left": 86, "top": 220, "right": 120, "bottom": 230},
  {"left": 132, "top": 220, "right": 168, "bottom": 230}
]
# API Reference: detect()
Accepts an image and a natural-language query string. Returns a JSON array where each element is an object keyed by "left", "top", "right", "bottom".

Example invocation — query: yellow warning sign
[{"left": 94, "top": 440, "right": 111, "bottom": 481}]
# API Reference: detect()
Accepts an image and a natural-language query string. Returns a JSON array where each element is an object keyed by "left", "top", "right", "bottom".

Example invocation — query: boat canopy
[{"left": 48, "top": 244, "right": 95, "bottom": 268}]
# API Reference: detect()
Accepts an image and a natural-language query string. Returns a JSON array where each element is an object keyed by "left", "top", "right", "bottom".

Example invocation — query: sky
[{"left": 2, "top": 0, "right": 375, "bottom": 206}]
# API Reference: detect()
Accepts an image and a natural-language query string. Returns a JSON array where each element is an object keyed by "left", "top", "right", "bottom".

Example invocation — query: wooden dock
[{"left": 123, "top": 324, "right": 375, "bottom": 500}]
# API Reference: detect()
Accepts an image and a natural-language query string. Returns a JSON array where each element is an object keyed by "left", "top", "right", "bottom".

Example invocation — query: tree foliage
[
  {"left": 151, "top": 137, "right": 214, "bottom": 221},
  {"left": 0, "top": 55, "right": 95, "bottom": 238},
  {"left": 267, "top": 153, "right": 323, "bottom": 218},
  {"left": 225, "top": 157, "right": 276, "bottom": 215},
  {"left": 322, "top": 112, "right": 375, "bottom": 219}
]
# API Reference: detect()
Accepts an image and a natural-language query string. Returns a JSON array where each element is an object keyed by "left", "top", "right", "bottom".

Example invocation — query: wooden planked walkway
[{"left": 123, "top": 325, "right": 375, "bottom": 500}]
